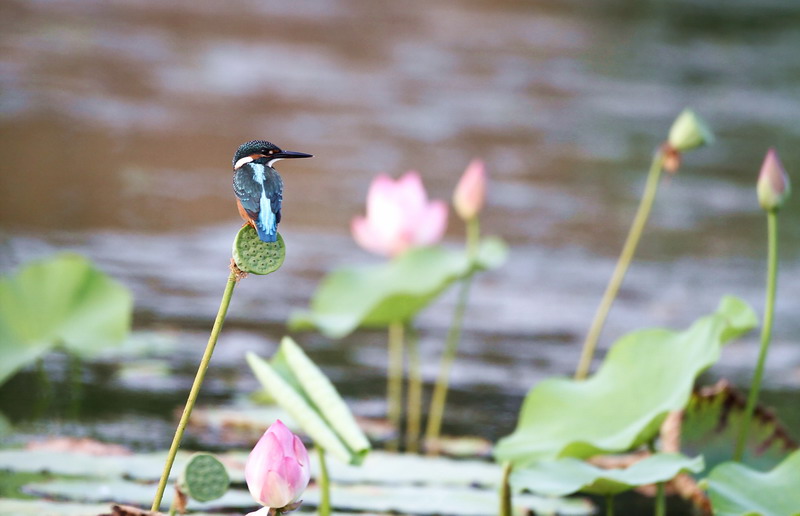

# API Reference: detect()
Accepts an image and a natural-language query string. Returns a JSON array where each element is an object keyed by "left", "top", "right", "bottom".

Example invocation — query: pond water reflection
[{"left": 1, "top": 0, "right": 799, "bottom": 494}]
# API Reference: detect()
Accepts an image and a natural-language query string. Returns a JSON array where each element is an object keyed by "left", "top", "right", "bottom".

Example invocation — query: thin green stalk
[
  {"left": 499, "top": 461, "right": 512, "bottom": 516},
  {"left": 317, "top": 447, "right": 331, "bottom": 516},
  {"left": 647, "top": 439, "right": 666, "bottom": 516},
  {"left": 606, "top": 495, "right": 615, "bottom": 516},
  {"left": 386, "top": 321, "right": 405, "bottom": 452},
  {"left": 168, "top": 494, "right": 178, "bottom": 516},
  {"left": 654, "top": 482, "right": 666, "bottom": 516},
  {"left": 576, "top": 150, "right": 666, "bottom": 379},
  {"left": 425, "top": 217, "right": 480, "bottom": 454},
  {"left": 34, "top": 357, "right": 52, "bottom": 418},
  {"left": 151, "top": 271, "right": 238, "bottom": 511},
  {"left": 405, "top": 325, "right": 422, "bottom": 453},
  {"left": 68, "top": 353, "right": 82, "bottom": 419},
  {"left": 734, "top": 210, "right": 779, "bottom": 461}
]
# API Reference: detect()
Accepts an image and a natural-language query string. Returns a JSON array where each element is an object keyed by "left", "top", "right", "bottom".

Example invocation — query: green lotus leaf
[
  {"left": 247, "top": 337, "right": 371, "bottom": 465},
  {"left": 494, "top": 296, "right": 757, "bottom": 466},
  {"left": 706, "top": 449, "right": 800, "bottom": 516},
  {"left": 0, "top": 253, "right": 133, "bottom": 386},
  {"left": 289, "top": 237, "right": 508, "bottom": 338},
  {"left": 511, "top": 453, "right": 704, "bottom": 497}
]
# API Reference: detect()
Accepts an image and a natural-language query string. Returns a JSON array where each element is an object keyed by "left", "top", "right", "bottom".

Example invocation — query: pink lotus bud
[
  {"left": 351, "top": 171, "right": 448, "bottom": 257},
  {"left": 245, "top": 420, "right": 310, "bottom": 512},
  {"left": 757, "top": 148, "right": 791, "bottom": 211},
  {"left": 452, "top": 159, "right": 487, "bottom": 220}
]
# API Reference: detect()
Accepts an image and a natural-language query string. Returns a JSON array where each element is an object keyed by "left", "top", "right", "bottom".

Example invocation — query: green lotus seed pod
[
  {"left": 233, "top": 225, "right": 286, "bottom": 275},
  {"left": 668, "top": 108, "right": 714, "bottom": 152},
  {"left": 179, "top": 452, "right": 230, "bottom": 502}
]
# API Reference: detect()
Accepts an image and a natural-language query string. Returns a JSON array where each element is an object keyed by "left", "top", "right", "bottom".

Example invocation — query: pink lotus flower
[
  {"left": 245, "top": 420, "right": 310, "bottom": 515},
  {"left": 351, "top": 171, "right": 448, "bottom": 257},
  {"left": 453, "top": 159, "right": 487, "bottom": 220}
]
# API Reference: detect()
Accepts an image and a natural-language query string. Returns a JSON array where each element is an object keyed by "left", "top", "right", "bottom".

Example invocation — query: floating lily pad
[
  {"left": 247, "top": 337, "right": 371, "bottom": 465},
  {"left": 289, "top": 238, "right": 508, "bottom": 338},
  {"left": 706, "top": 449, "right": 800, "bottom": 516},
  {"left": 0, "top": 253, "right": 132, "bottom": 386},
  {"left": 232, "top": 226, "right": 286, "bottom": 275},
  {"left": 511, "top": 453, "right": 704, "bottom": 497},
  {"left": 494, "top": 297, "right": 757, "bottom": 466}
]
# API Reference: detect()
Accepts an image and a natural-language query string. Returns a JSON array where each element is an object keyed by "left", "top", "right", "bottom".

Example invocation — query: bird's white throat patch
[{"left": 234, "top": 156, "right": 254, "bottom": 170}]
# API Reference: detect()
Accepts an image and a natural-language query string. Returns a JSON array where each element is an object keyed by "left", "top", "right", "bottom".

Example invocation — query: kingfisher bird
[{"left": 232, "top": 140, "right": 312, "bottom": 242}]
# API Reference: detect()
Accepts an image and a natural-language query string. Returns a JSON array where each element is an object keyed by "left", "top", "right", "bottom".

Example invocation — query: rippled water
[{"left": 2, "top": 0, "right": 799, "bottom": 471}]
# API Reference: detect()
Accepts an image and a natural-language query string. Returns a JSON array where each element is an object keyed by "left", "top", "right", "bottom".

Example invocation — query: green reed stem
[
  {"left": 575, "top": 150, "right": 666, "bottom": 380},
  {"left": 405, "top": 325, "right": 422, "bottom": 453},
  {"left": 151, "top": 271, "right": 238, "bottom": 511},
  {"left": 734, "top": 210, "right": 779, "bottom": 461},
  {"left": 387, "top": 321, "right": 405, "bottom": 452},
  {"left": 317, "top": 447, "right": 331, "bottom": 516},
  {"left": 499, "top": 461, "right": 512, "bottom": 516},
  {"left": 425, "top": 217, "right": 480, "bottom": 454}
]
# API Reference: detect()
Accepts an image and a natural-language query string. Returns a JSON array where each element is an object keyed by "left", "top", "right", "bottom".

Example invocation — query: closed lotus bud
[
  {"left": 668, "top": 109, "right": 714, "bottom": 152},
  {"left": 245, "top": 420, "right": 310, "bottom": 514},
  {"left": 453, "top": 159, "right": 487, "bottom": 221},
  {"left": 757, "top": 148, "right": 791, "bottom": 211}
]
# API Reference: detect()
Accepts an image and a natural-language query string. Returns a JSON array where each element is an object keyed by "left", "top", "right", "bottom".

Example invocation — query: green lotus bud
[
  {"left": 667, "top": 109, "right": 714, "bottom": 152},
  {"left": 757, "top": 148, "right": 791, "bottom": 211}
]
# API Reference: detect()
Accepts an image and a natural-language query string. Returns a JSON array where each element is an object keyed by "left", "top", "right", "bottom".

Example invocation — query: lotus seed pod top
[
  {"left": 245, "top": 420, "right": 310, "bottom": 514},
  {"left": 351, "top": 171, "right": 448, "bottom": 257},
  {"left": 453, "top": 159, "right": 487, "bottom": 221},
  {"left": 757, "top": 148, "right": 791, "bottom": 211},
  {"left": 667, "top": 109, "right": 714, "bottom": 152}
]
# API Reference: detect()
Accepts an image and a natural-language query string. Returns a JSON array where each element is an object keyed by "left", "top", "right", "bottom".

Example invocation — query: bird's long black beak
[{"left": 275, "top": 150, "right": 313, "bottom": 159}]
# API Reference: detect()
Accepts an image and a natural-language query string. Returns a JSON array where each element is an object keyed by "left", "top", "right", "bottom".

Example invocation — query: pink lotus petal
[
  {"left": 246, "top": 507, "right": 272, "bottom": 516},
  {"left": 352, "top": 216, "right": 393, "bottom": 257},
  {"left": 415, "top": 200, "right": 449, "bottom": 246},
  {"left": 263, "top": 469, "right": 293, "bottom": 508},
  {"left": 353, "top": 171, "right": 448, "bottom": 256}
]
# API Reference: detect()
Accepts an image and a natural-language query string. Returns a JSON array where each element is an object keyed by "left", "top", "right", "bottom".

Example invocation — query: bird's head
[{"left": 233, "top": 140, "right": 313, "bottom": 170}]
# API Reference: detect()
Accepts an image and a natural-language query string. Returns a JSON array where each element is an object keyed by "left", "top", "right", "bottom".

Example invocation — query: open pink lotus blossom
[
  {"left": 453, "top": 159, "right": 486, "bottom": 220},
  {"left": 245, "top": 420, "right": 310, "bottom": 515},
  {"left": 351, "top": 171, "right": 448, "bottom": 257}
]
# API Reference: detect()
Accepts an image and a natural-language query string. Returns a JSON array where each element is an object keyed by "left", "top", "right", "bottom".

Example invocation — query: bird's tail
[{"left": 255, "top": 209, "right": 278, "bottom": 243}]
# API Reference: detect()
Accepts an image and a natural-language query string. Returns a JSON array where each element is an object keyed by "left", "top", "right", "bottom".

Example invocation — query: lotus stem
[
  {"left": 606, "top": 495, "right": 615, "bottom": 516},
  {"left": 734, "top": 210, "right": 779, "bottom": 461},
  {"left": 425, "top": 218, "right": 480, "bottom": 454},
  {"left": 405, "top": 325, "right": 422, "bottom": 453},
  {"left": 387, "top": 321, "right": 405, "bottom": 452},
  {"left": 654, "top": 482, "right": 666, "bottom": 516},
  {"left": 151, "top": 271, "right": 238, "bottom": 511},
  {"left": 499, "top": 461, "right": 512, "bottom": 516},
  {"left": 317, "top": 447, "right": 331, "bottom": 516},
  {"left": 576, "top": 150, "right": 666, "bottom": 380}
]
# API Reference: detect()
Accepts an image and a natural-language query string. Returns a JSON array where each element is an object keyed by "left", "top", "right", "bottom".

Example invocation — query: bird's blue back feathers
[{"left": 233, "top": 161, "right": 283, "bottom": 243}]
